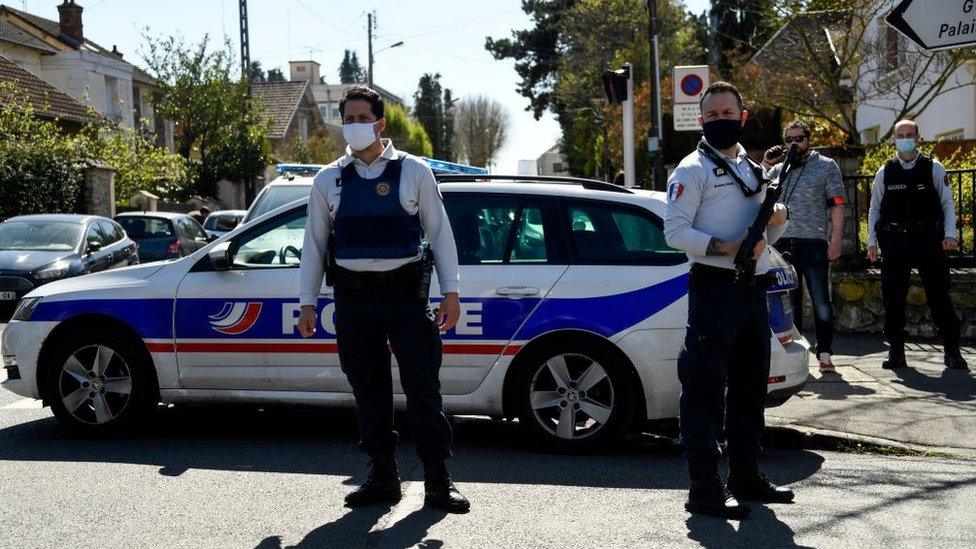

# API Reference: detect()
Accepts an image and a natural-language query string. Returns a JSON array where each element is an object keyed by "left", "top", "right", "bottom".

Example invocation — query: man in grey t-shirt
[{"left": 763, "top": 120, "right": 846, "bottom": 372}]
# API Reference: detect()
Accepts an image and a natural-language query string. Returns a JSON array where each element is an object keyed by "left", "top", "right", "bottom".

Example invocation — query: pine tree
[
  {"left": 414, "top": 73, "right": 444, "bottom": 158},
  {"left": 338, "top": 50, "right": 364, "bottom": 84},
  {"left": 708, "top": 0, "right": 778, "bottom": 78},
  {"left": 443, "top": 88, "right": 456, "bottom": 162}
]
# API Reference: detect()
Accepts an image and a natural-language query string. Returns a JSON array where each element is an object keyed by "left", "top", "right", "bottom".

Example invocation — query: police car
[{"left": 1, "top": 170, "right": 809, "bottom": 450}]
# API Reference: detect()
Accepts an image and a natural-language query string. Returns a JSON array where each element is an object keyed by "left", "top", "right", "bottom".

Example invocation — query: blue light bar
[
  {"left": 276, "top": 163, "right": 326, "bottom": 175},
  {"left": 422, "top": 157, "right": 489, "bottom": 175}
]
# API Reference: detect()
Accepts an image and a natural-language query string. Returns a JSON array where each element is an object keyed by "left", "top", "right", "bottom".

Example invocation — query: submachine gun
[{"left": 732, "top": 143, "right": 799, "bottom": 286}]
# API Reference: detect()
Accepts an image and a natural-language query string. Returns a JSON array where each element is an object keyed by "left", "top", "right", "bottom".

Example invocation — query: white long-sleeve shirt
[
  {"left": 664, "top": 141, "right": 787, "bottom": 274},
  {"left": 298, "top": 139, "right": 460, "bottom": 307},
  {"left": 867, "top": 153, "right": 956, "bottom": 247}
]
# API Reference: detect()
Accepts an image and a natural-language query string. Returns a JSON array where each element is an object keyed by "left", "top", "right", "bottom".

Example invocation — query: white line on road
[{"left": 1, "top": 398, "right": 43, "bottom": 409}]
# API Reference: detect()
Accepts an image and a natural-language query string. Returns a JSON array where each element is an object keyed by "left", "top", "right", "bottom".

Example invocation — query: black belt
[
  {"left": 690, "top": 263, "right": 775, "bottom": 288},
  {"left": 877, "top": 221, "right": 943, "bottom": 234},
  {"left": 334, "top": 260, "right": 427, "bottom": 290}
]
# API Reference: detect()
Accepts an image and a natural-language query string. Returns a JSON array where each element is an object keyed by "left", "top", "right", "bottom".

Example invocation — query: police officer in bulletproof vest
[
  {"left": 297, "top": 85, "right": 470, "bottom": 513},
  {"left": 664, "top": 81, "right": 794, "bottom": 520},
  {"left": 867, "top": 120, "right": 968, "bottom": 371}
]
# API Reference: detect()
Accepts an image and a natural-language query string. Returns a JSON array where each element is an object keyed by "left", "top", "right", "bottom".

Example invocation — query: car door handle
[{"left": 495, "top": 286, "right": 540, "bottom": 297}]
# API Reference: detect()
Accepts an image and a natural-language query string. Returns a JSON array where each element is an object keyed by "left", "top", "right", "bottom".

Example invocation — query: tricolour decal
[
  {"left": 668, "top": 182, "right": 685, "bottom": 202},
  {"left": 209, "top": 302, "right": 263, "bottom": 335}
]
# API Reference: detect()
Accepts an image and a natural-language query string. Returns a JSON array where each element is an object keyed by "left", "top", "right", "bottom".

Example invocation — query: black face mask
[{"left": 702, "top": 118, "right": 742, "bottom": 150}]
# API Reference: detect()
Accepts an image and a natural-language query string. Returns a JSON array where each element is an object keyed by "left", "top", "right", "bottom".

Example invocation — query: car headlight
[
  {"left": 11, "top": 296, "right": 42, "bottom": 321},
  {"left": 34, "top": 260, "right": 70, "bottom": 280}
]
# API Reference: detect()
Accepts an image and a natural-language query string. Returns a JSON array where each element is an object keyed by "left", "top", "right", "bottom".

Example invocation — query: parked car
[
  {"left": 2, "top": 175, "right": 809, "bottom": 449},
  {"left": 114, "top": 212, "right": 209, "bottom": 263},
  {"left": 0, "top": 214, "right": 138, "bottom": 320},
  {"left": 202, "top": 210, "right": 246, "bottom": 240}
]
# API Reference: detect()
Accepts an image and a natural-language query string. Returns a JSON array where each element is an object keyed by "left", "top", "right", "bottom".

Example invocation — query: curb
[{"left": 765, "top": 423, "right": 976, "bottom": 460}]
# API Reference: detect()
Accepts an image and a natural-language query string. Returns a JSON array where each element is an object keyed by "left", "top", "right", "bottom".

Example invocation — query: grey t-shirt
[{"left": 767, "top": 151, "right": 845, "bottom": 240}]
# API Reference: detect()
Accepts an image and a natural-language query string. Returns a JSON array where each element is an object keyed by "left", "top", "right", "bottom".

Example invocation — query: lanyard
[
  {"left": 781, "top": 160, "right": 808, "bottom": 206},
  {"left": 696, "top": 139, "right": 766, "bottom": 197}
]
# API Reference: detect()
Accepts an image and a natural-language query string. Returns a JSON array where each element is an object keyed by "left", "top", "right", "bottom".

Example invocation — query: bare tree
[
  {"left": 453, "top": 95, "right": 511, "bottom": 168},
  {"left": 739, "top": 0, "right": 976, "bottom": 144}
]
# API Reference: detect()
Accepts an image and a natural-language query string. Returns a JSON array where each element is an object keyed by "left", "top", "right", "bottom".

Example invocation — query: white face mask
[{"left": 342, "top": 121, "right": 378, "bottom": 151}]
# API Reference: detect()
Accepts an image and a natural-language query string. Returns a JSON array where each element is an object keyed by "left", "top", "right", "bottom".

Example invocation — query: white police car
[{"left": 1, "top": 173, "right": 809, "bottom": 450}]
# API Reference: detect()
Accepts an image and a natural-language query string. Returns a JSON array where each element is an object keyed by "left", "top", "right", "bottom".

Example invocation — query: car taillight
[{"left": 167, "top": 239, "right": 182, "bottom": 255}]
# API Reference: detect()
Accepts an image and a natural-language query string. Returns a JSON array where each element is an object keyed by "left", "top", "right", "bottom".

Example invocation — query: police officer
[
  {"left": 664, "top": 82, "right": 794, "bottom": 520},
  {"left": 297, "top": 85, "right": 469, "bottom": 513},
  {"left": 762, "top": 120, "right": 847, "bottom": 372},
  {"left": 867, "top": 120, "right": 967, "bottom": 371}
]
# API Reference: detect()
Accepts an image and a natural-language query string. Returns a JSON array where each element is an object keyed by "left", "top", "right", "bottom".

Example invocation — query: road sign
[
  {"left": 673, "top": 65, "right": 709, "bottom": 104},
  {"left": 886, "top": 0, "right": 976, "bottom": 50},
  {"left": 674, "top": 104, "right": 702, "bottom": 132},
  {"left": 673, "top": 66, "right": 708, "bottom": 132}
]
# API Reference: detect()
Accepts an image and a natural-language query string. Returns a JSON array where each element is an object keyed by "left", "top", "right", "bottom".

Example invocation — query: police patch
[
  {"left": 375, "top": 182, "right": 391, "bottom": 197},
  {"left": 712, "top": 167, "right": 726, "bottom": 177},
  {"left": 668, "top": 182, "right": 685, "bottom": 202}
]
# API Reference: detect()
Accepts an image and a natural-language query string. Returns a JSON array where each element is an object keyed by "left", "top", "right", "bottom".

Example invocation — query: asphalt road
[{"left": 1, "top": 398, "right": 975, "bottom": 548}]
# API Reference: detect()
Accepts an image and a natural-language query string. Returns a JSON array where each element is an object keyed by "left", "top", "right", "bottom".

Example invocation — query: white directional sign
[
  {"left": 673, "top": 65, "right": 709, "bottom": 132},
  {"left": 886, "top": 0, "right": 976, "bottom": 51}
]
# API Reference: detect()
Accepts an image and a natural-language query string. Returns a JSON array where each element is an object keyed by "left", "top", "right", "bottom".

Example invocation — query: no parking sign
[{"left": 673, "top": 65, "right": 709, "bottom": 131}]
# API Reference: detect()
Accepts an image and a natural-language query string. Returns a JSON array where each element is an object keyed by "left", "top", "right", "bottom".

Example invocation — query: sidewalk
[{"left": 769, "top": 333, "right": 976, "bottom": 456}]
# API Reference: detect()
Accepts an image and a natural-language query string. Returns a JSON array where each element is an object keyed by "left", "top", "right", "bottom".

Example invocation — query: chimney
[{"left": 57, "top": 0, "right": 84, "bottom": 45}]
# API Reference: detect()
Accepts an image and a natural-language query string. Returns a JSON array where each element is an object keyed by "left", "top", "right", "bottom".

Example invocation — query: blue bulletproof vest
[{"left": 332, "top": 155, "right": 424, "bottom": 260}]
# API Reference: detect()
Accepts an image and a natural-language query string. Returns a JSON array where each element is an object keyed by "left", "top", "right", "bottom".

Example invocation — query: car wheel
[
  {"left": 515, "top": 340, "right": 634, "bottom": 451},
  {"left": 45, "top": 331, "right": 157, "bottom": 437}
]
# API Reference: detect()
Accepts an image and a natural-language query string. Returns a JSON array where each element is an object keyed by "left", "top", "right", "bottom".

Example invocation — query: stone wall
[{"left": 830, "top": 269, "right": 976, "bottom": 340}]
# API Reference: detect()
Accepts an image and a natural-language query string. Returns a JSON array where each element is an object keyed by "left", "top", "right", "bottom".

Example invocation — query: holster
[{"left": 417, "top": 247, "right": 434, "bottom": 301}]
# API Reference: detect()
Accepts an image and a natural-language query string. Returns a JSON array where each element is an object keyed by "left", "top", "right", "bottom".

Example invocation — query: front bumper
[{"left": 0, "top": 320, "right": 58, "bottom": 399}]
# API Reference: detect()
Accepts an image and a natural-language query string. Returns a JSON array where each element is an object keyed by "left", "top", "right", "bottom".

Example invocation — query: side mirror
[
  {"left": 209, "top": 241, "right": 232, "bottom": 271},
  {"left": 86, "top": 240, "right": 103, "bottom": 253}
]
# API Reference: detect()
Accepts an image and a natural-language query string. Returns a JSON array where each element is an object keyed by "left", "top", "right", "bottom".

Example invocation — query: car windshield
[
  {"left": 247, "top": 186, "right": 310, "bottom": 221},
  {"left": 0, "top": 221, "right": 84, "bottom": 251},
  {"left": 116, "top": 216, "right": 174, "bottom": 238}
]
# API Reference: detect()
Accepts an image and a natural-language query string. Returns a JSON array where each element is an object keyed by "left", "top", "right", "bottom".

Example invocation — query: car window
[
  {"left": 111, "top": 222, "right": 126, "bottom": 242},
  {"left": 183, "top": 217, "right": 209, "bottom": 242},
  {"left": 231, "top": 208, "right": 307, "bottom": 268},
  {"left": 204, "top": 215, "right": 240, "bottom": 231},
  {"left": 97, "top": 221, "right": 121, "bottom": 245},
  {"left": 116, "top": 217, "right": 174, "bottom": 239},
  {"left": 443, "top": 194, "right": 546, "bottom": 265},
  {"left": 246, "top": 186, "right": 312, "bottom": 222},
  {"left": 0, "top": 221, "right": 83, "bottom": 251},
  {"left": 563, "top": 200, "right": 684, "bottom": 265},
  {"left": 86, "top": 222, "right": 106, "bottom": 247}
]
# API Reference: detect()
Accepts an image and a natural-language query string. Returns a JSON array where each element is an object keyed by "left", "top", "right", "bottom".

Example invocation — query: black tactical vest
[{"left": 878, "top": 155, "right": 943, "bottom": 229}]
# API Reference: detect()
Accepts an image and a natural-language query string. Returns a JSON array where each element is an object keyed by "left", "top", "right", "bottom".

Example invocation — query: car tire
[
  {"left": 515, "top": 339, "right": 635, "bottom": 452},
  {"left": 45, "top": 331, "right": 157, "bottom": 437}
]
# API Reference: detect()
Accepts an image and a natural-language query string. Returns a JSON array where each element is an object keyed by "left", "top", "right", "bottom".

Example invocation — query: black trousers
[
  {"left": 878, "top": 229, "right": 960, "bottom": 350},
  {"left": 677, "top": 270, "right": 771, "bottom": 477},
  {"left": 334, "top": 276, "right": 453, "bottom": 461},
  {"left": 777, "top": 238, "right": 834, "bottom": 355}
]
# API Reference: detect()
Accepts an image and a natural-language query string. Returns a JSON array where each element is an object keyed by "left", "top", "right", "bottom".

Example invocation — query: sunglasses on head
[{"left": 784, "top": 135, "right": 807, "bottom": 143}]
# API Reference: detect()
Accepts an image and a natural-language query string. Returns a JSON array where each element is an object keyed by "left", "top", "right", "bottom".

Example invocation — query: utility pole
[
  {"left": 239, "top": 0, "right": 250, "bottom": 86},
  {"left": 647, "top": 0, "right": 665, "bottom": 191},
  {"left": 622, "top": 63, "right": 635, "bottom": 189},
  {"left": 367, "top": 12, "right": 374, "bottom": 86}
]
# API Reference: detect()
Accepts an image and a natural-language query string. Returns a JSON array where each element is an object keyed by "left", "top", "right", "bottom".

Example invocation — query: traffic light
[{"left": 602, "top": 67, "right": 630, "bottom": 105}]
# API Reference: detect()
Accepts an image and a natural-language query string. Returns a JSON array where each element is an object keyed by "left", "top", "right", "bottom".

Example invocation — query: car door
[
  {"left": 172, "top": 205, "right": 343, "bottom": 391},
  {"left": 436, "top": 192, "right": 569, "bottom": 395},
  {"left": 82, "top": 222, "right": 112, "bottom": 274}
]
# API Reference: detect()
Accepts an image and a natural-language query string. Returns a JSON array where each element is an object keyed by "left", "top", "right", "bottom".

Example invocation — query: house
[
  {"left": 536, "top": 144, "right": 570, "bottom": 176},
  {"left": 251, "top": 79, "right": 328, "bottom": 156},
  {"left": 0, "top": 53, "right": 100, "bottom": 129},
  {"left": 0, "top": 1, "right": 173, "bottom": 148},
  {"left": 287, "top": 60, "right": 405, "bottom": 132}
]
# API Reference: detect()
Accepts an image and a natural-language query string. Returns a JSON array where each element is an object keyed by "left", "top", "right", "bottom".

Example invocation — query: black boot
[
  {"left": 345, "top": 454, "right": 402, "bottom": 507},
  {"left": 882, "top": 347, "right": 907, "bottom": 370},
  {"left": 685, "top": 472, "right": 750, "bottom": 520},
  {"left": 944, "top": 345, "right": 969, "bottom": 370},
  {"left": 728, "top": 467, "right": 794, "bottom": 504},
  {"left": 422, "top": 459, "right": 470, "bottom": 513}
]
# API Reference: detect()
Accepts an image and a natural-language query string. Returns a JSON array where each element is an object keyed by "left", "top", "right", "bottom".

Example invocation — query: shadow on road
[
  {"left": 686, "top": 504, "right": 813, "bottom": 549},
  {"left": 801, "top": 370, "right": 878, "bottom": 400},
  {"left": 254, "top": 505, "right": 447, "bottom": 549},
  {"left": 890, "top": 367, "right": 976, "bottom": 402},
  {"left": 0, "top": 406, "right": 824, "bottom": 490}
]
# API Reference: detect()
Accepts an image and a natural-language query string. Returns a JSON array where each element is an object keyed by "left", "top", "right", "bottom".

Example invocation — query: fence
[{"left": 841, "top": 169, "right": 976, "bottom": 268}]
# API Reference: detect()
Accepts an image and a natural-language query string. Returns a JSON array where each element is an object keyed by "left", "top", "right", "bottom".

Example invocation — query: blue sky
[{"left": 16, "top": 0, "right": 711, "bottom": 172}]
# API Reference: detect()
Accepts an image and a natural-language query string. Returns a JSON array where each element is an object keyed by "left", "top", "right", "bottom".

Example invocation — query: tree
[
  {"left": 706, "top": 0, "right": 778, "bottom": 78},
  {"left": 267, "top": 68, "right": 285, "bottom": 82},
  {"left": 248, "top": 60, "right": 266, "bottom": 83},
  {"left": 738, "top": 1, "right": 976, "bottom": 145},
  {"left": 443, "top": 88, "right": 456, "bottom": 162},
  {"left": 280, "top": 131, "right": 341, "bottom": 164},
  {"left": 453, "top": 95, "right": 511, "bottom": 169},
  {"left": 142, "top": 34, "right": 272, "bottom": 196},
  {"left": 384, "top": 104, "right": 433, "bottom": 157},
  {"left": 339, "top": 49, "right": 364, "bottom": 84},
  {"left": 413, "top": 73, "right": 455, "bottom": 160}
]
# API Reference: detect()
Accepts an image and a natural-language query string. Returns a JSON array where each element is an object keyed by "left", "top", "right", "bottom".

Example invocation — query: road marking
[{"left": 1, "top": 398, "right": 43, "bottom": 409}]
